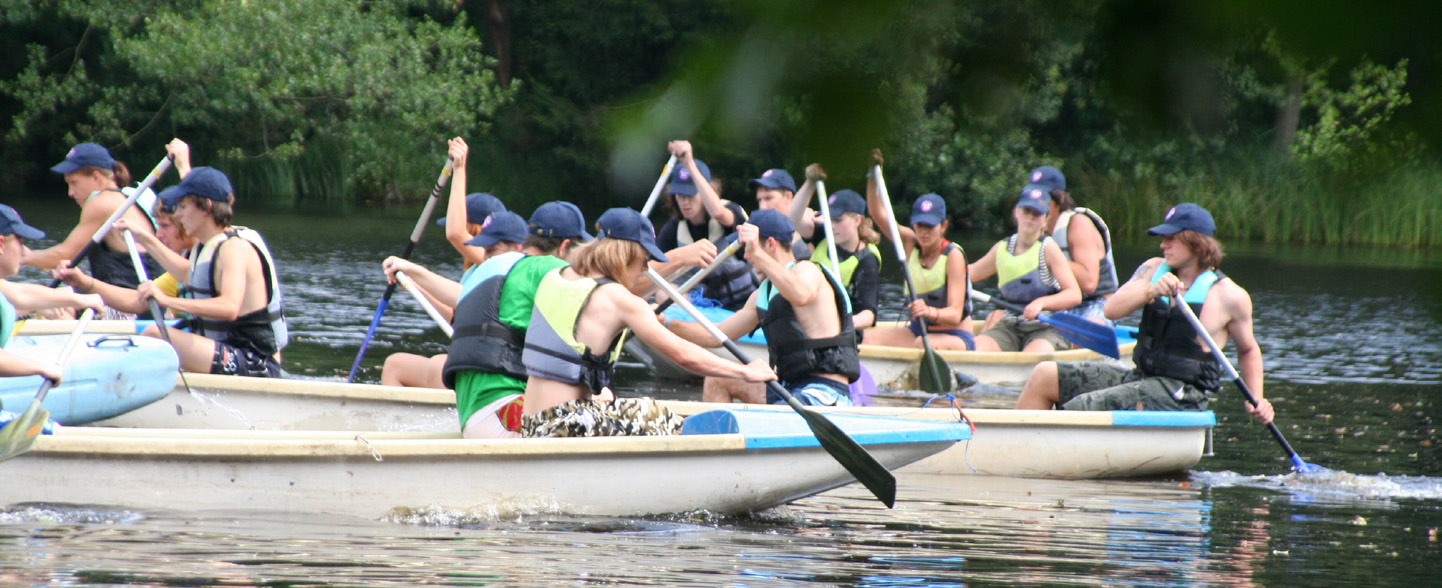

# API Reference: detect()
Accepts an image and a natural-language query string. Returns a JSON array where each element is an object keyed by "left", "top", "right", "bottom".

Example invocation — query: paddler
[
  {"left": 1015, "top": 203, "right": 1274, "bottom": 424},
  {"left": 521, "top": 208, "right": 775, "bottom": 437},
  {"left": 0, "top": 203, "right": 104, "bottom": 383}
]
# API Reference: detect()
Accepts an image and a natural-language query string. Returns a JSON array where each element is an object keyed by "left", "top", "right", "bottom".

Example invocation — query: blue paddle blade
[
  {"left": 1291, "top": 456, "right": 1328, "bottom": 474},
  {"left": 1040, "top": 312, "right": 1120, "bottom": 359},
  {"left": 347, "top": 297, "right": 390, "bottom": 382}
]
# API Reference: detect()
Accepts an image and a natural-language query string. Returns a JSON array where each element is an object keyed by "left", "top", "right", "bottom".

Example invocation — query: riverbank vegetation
[{"left": 3, "top": 1, "right": 1438, "bottom": 246}]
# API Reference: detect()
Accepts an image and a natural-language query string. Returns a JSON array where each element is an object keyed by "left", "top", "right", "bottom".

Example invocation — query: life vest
[
  {"left": 1053, "top": 208, "right": 1119, "bottom": 299},
  {"left": 0, "top": 292, "right": 13, "bottom": 348},
  {"left": 754, "top": 260, "right": 860, "bottom": 384},
  {"left": 700, "top": 254, "right": 758, "bottom": 311},
  {"left": 185, "top": 227, "right": 288, "bottom": 356},
  {"left": 443, "top": 253, "right": 528, "bottom": 389},
  {"left": 1132, "top": 263, "right": 1224, "bottom": 391},
  {"left": 522, "top": 269, "right": 627, "bottom": 395},
  {"left": 674, "top": 201, "right": 745, "bottom": 246},
  {"left": 905, "top": 241, "right": 971, "bottom": 317},
  {"left": 811, "top": 239, "right": 882, "bottom": 288},
  {"left": 996, "top": 235, "right": 1059, "bottom": 307},
  {"left": 84, "top": 189, "right": 164, "bottom": 291}
]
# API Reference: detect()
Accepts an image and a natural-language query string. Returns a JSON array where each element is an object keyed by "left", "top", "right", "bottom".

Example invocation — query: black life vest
[
  {"left": 443, "top": 272, "right": 526, "bottom": 388},
  {"left": 754, "top": 261, "right": 861, "bottom": 384},
  {"left": 1132, "top": 266, "right": 1224, "bottom": 391}
]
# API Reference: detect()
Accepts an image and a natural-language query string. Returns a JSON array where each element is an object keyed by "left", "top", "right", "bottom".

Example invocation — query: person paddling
[
  {"left": 1015, "top": 203, "right": 1274, "bottom": 424},
  {"left": 1033, "top": 166, "right": 1119, "bottom": 326},
  {"left": 967, "top": 184, "right": 1083, "bottom": 352},
  {"left": 522, "top": 208, "right": 774, "bottom": 437},
  {"left": 861, "top": 151, "right": 975, "bottom": 351},
  {"left": 789, "top": 165, "right": 882, "bottom": 331},
  {"left": 441, "top": 201, "right": 591, "bottom": 438},
  {"left": 0, "top": 204, "right": 104, "bottom": 382},
  {"left": 667, "top": 210, "right": 859, "bottom": 406}
]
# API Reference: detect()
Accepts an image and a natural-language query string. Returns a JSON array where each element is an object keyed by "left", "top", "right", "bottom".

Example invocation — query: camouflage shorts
[
  {"left": 1056, "top": 361, "right": 1209, "bottom": 412},
  {"left": 521, "top": 397, "right": 685, "bottom": 438},
  {"left": 979, "top": 316, "right": 1072, "bottom": 351}
]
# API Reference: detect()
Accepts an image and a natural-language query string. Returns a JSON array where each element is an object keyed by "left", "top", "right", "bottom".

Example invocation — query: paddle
[
  {"left": 813, "top": 180, "right": 882, "bottom": 404},
  {"left": 653, "top": 239, "right": 743, "bottom": 314},
  {"left": 647, "top": 268, "right": 897, "bottom": 508},
  {"left": 872, "top": 165, "right": 952, "bottom": 393},
  {"left": 394, "top": 270, "right": 454, "bottom": 338},
  {"left": 48, "top": 154, "right": 173, "bottom": 288},
  {"left": 0, "top": 309, "right": 95, "bottom": 463},
  {"left": 639, "top": 155, "right": 679, "bottom": 218},
  {"left": 1173, "top": 296, "right": 1324, "bottom": 473},
  {"left": 121, "top": 229, "right": 194, "bottom": 396},
  {"left": 968, "top": 290, "right": 1120, "bottom": 359},
  {"left": 347, "top": 158, "right": 455, "bottom": 382}
]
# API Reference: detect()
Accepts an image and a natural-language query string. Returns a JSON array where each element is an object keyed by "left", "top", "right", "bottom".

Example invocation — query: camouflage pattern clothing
[
  {"left": 1057, "top": 361, "right": 1209, "bottom": 412},
  {"left": 522, "top": 397, "right": 685, "bottom": 438}
]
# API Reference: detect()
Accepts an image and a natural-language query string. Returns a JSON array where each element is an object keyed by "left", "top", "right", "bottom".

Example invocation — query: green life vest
[
  {"left": 905, "top": 241, "right": 970, "bottom": 315},
  {"left": 811, "top": 239, "right": 882, "bottom": 287},
  {"left": 996, "top": 235, "right": 1059, "bottom": 306}
]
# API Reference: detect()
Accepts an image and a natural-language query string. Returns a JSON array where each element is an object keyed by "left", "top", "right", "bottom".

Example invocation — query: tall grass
[
  {"left": 1076, "top": 154, "right": 1442, "bottom": 248},
  {"left": 217, "top": 137, "right": 354, "bottom": 210}
]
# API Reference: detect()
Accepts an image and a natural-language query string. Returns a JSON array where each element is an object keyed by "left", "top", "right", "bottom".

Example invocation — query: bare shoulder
[
  {"left": 1214, "top": 276, "right": 1254, "bottom": 316},
  {"left": 1126, "top": 257, "right": 1164, "bottom": 283}
]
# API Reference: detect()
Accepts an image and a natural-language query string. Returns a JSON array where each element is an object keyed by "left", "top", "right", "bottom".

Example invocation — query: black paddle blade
[
  {"left": 772, "top": 382, "right": 897, "bottom": 508},
  {"left": 918, "top": 349, "right": 954, "bottom": 394},
  {"left": 1042, "top": 313, "right": 1120, "bottom": 359}
]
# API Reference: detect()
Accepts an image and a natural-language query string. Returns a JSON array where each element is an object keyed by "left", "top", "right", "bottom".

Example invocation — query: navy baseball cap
[
  {"left": 667, "top": 160, "right": 712, "bottom": 196},
  {"left": 51, "top": 143, "right": 115, "bottom": 174},
  {"left": 597, "top": 207, "right": 668, "bottom": 262},
  {"left": 1028, "top": 166, "right": 1066, "bottom": 191},
  {"left": 826, "top": 189, "right": 866, "bottom": 217},
  {"left": 909, "top": 193, "right": 946, "bottom": 226},
  {"left": 529, "top": 201, "right": 593, "bottom": 241},
  {"left": 747, "top": 168, "right": 797, "bottom": 193},
  {"left": 747, "top": 209, "right": 796, "bottom": 243},
  {"left": 1147, "top": 203, "right": 1216, "bottom": 237},
  {"left": 438, "top": 193, "right": 506, "bottom": 227},
  {"left": 1016, "top": 183, "right": 1052, "bottom": 214},
  {"left": 158, "top": 167, "right": 233, "bottom": 209},
  {"left": 465, "top": 211, "right": 528, "bottom": 247},
  {"left": 0, "top": 205, "right": 46, "bottom": 240}
]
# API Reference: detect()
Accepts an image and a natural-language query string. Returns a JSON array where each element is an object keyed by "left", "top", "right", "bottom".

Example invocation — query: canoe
[
  {"left": 15, "top": 318, "right": 176, "bottom": 336},
  {"left": 97, "top": 374, "right": 1212, "bottom": 479},
  {"left": 5, "top": 408, "right": 966, "bottom": 517},
  {"left": 635, "top": 306, "right": 1136, "bottom": 388},
  {"left": 0, "top": 333, "right": 177, "bottom": 424}
]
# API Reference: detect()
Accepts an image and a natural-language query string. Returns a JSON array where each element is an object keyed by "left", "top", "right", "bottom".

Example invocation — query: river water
[{"left": 2, "top": 201, "right": 1440, "bottom": 587}]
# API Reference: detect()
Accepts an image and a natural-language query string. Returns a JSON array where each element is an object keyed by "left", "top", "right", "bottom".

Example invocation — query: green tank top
[
  {"left": 811, "top": 240, "right": 881, "bottom": 286},
  {"left": 0, "top": 293, "right": 14, "bottom": 348}
]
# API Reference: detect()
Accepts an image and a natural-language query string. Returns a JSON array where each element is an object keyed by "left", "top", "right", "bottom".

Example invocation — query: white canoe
[
  {"left": 5, "top": 408, "right": 964, "bottom": 518},
  {"left": 97, "top": 374, "right": 1212, "bottom": 479},
  {"left": 636, "top": 309, "right": 1136, "bottom": 388}
]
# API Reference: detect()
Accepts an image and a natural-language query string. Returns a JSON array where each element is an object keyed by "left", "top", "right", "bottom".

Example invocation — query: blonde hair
[
  {"left": 854, "top": 213, "right": 881, "bottom": 245},
  {"left": 571, "top": 238, "right": 647, "bottom": 283}
]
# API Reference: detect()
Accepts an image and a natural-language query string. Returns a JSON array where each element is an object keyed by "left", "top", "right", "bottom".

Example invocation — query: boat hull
[
  {"left": 0, "top": 334, "right": 177, "bottom": 424},
  {"left": 7, "top": 410, "right": 964, "bottom": 517}
]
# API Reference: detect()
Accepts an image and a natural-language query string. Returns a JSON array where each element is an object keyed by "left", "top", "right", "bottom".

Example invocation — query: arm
[
  {"left": 166, "top": 138, "right": 192, "bottom": 178},
  {"left": 1024, "top": 240, "right": 1082, "bottom": 318},
  {"left": 146, "top": 238, "right": 253, "bottom": 320},
  {"left": 22, "top": 200, "right": 111, "bottom": 269},
  {"left": 383, "top": 257, "right": 462, "bottom": 309},
  {"left": 667, "top": 292, "right": 763, "bottom": 347},
  {"left": 1105, "top": 258, "right": 1162, "bottom": 320},
  {"left": 788, "top": 164, "right": 824, "bottom": 240},
  {"left": 670, "top": 141, "right": 734, "bottom": 228},
  {"left": 650, "top": 239, "right": 718, "bottom": 275},
  {"left": 966, "top": 242, "right": 1001, "bottom": 283},
  {"left": 0, "top": 281, "right": 107, "bottom": 315},
  {"left": 442, "top": 138, "right": 487, "bottom": 267},
  {"left": 115, "top": 219, "right": 189, "bottom": 278},
  {"left": 918, "top": 247, "right": 970, "bottom": 327},
  {"left": 1065, "top": 216, "right": 1106, "bottom": 295},
  {"left": 865, "top": 152, "right": 916, "bottom": 253},
  {"left": 618, "top": 288, "right": 774, "bottom": 382},
  {"left": 1220, "top": 282, "right": 1271, "bottom": 423},
  {"left": 0, "top": 350, "right": 62, "bottom": 382}
]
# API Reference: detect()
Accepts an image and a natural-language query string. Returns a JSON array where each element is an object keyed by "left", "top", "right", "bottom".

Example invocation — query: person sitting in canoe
[
  {"left": 967, "top": 184, "right": 1083, "bottom": 352},
  {"left": 1015, "top": 203, "right": 1274, "bottom": 424},
  {"left": 522, "top": 208, "right": 775, "bottom": 437},
  {"left": 652, "top": 141, "right": 734, "bottom": 281},
  {"left": 96, "top": 167, "right": 286, "bottom": 378},
  {"left": 861, "top": 151, "right": 975, "bottom": 350},
  {"left": 1033, "top": 166, "right": 1119, "bottom": 326},
  {"left": 380, "top": 137, "right": 508, "bottom": 388},
  {"left": 0, "top": 204, "right": 105, "bottom": 381},
  {"left": 667, "top": 210, "right": 859, "bottom": 407},
  {"left": 24, "top": 142, "right": 166, "bottom": 318},
  {"left": 788, "top": 165, "right": 881, "bottom": 332},
  {"left": 434, "top": 201, "right": 591, "bottom": 438}
]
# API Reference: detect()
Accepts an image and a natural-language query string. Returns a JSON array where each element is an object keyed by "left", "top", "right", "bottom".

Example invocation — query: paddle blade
[
  {"left": 1042, "top": 313, "right": 1120, "bottom": 359},
  {"left": 918, "top": 349, "right": 954, "bottom": 393},
  {"left": 0, "top": 400, "right": 50, "bottom": 463},
  {"left": 347, "top": 296, "right": 391, "bottom": 382},
  {"left": 775, "top": 385, "right": 897, "bottom": 508}
]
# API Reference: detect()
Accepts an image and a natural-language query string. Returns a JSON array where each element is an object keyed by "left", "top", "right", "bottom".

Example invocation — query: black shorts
[{"left": 210, "top": 341, "right": 282, "bottom": 378}]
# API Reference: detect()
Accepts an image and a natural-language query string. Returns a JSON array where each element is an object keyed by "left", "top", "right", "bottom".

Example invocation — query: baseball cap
[
  {"left": 50, "top": 143, "right": 115, "bottom": 174},
  {"left": 667, "top": 160, "right": 712, "bottom": 196},
  {"left": 826, "top": 189, "right": 866, "bottom": 217},
  {"left": 528, "top": 201, "right": 593, "bottom": 241},
  {"left": 437, "top": 193, "right": 506, "bottom": 227},
  {"left": 747, "top": 168, "right": 797, "bottom": 193},
  {"left": 1147, "top": 203, "right": 1216, "bottom": 237},
  {"left": 597, "top": 207, "right": 668, "bottom": 262},
  {"left": 747, "top": 209, "right": 796, "bottom": 243},
  {"left": 1016, "top": 183, "right": 1052, "bottom": 214},
  {"left": 909, "top": 193, "right": 946, "bottom": 226},
  {"left": 0, "top": 204, "right": 46, "bottom": 239},
  {"left": 158, "top": 167, "right": 234, "bottom": 209},
  {"left": 465, "top": 211, "right": 528, "bottom": 247},
  {"left": 1028, "top": 166, "right": 1066, "bottom": 191}
]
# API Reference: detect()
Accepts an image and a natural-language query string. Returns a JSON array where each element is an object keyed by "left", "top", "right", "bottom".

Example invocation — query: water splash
[{"left": 1194, "top": 469, "right": 1442, "bottom": 503}]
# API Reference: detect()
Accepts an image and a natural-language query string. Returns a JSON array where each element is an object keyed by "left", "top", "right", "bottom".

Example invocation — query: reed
[{"left": 217, "top": 137, "right": 355, "bottom": 208}]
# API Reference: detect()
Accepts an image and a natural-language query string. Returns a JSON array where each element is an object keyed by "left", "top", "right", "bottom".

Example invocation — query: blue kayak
[{"left": 0, "top": 334, "right": 178, "bottom": 425}]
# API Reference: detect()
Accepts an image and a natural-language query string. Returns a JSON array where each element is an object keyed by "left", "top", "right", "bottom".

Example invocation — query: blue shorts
[
  {"left": 908, "top": 320, "right": 976, "bottom": 350},
  {"left": 767, "top": 377, "right": 854, "bottom": 407}
]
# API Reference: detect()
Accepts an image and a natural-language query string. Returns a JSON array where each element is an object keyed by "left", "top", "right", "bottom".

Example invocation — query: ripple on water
[{"left": 1193, "top": 469, "right": 1442, "bottom": 504}]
